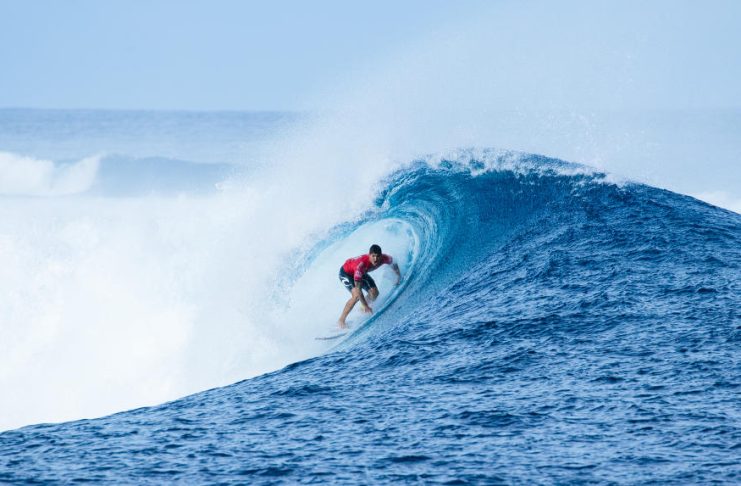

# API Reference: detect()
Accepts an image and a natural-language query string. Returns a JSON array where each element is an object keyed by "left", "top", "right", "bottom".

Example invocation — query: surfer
[{"left": 338, "top": 244, "right": 401, "bottom": 329}]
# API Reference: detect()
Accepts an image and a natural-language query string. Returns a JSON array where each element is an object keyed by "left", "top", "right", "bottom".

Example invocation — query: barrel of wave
[{"left": 274, "top": 218, "right": 418, "bottom": 346}]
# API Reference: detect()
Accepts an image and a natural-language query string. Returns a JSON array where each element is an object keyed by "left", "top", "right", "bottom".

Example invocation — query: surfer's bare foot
[{"left": 338, "top": 321, "right": 348, "bottom": 329}]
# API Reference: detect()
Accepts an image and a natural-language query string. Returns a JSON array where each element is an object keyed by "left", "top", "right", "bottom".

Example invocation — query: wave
[
  {"left": 0, "top": 151, "right": 741, "bottom": 482},
  {"left": 1, "top": 149, "right": 740, "bottom": 482}
]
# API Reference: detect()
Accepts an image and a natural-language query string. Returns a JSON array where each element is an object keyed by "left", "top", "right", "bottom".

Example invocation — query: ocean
[{"left": 0, "top": 109, "right": 739, "bottom": 483}]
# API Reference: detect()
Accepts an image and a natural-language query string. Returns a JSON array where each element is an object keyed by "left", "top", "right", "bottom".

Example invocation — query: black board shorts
[{"left": 339, "top": 267, "right": 376, "bottom": 293}]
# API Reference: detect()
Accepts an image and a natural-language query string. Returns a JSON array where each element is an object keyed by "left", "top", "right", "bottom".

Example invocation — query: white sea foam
[{"left": 0, "top": 128, "right": 417, "bottom": 431}]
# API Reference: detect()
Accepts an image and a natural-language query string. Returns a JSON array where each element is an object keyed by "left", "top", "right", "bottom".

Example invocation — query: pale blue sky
[
  {"left": 1, "top": 0, "right": 739, "bottom": 111},
  {"left": 0, "top": 0, "right": 487, "bottom": 110}
]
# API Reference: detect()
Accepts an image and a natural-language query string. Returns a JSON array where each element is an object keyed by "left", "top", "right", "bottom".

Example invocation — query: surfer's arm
[
  {"left": 355, "top": 280, "right": 372, "bottom": 312},
  {"left": 383, "top": 255, "right": 401, "bottom": 285},
  {"left": 391, "top": 262, "right": 401, "bottom": 285},
  {"left": 353, "top": 262, "right": 372, "bottom": 311}
]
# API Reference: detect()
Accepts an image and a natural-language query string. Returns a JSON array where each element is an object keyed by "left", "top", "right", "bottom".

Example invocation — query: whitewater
[{"left": 0, "top": 108, "right": 739, "bottom": 483}]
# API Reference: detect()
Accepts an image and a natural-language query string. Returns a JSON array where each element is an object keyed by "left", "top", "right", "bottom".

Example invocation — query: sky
[
  {"left": 0, "top": 0, "right": 739, "bottom": 112},
  {"left": 0, "top": 0, "right": 484, "bottom": 110}
]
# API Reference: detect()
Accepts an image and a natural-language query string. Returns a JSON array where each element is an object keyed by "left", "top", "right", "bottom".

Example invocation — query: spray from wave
[{"left": 0, "top": 107, "right": 423, "bottom": 431}]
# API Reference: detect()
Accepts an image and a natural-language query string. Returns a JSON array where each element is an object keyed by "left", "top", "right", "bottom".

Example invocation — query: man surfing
[{"left": 338, "top": 244, "right": 401, "bottom": 329}]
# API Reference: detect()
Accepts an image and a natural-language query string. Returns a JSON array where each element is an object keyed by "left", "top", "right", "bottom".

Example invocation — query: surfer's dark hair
[{"left": 369, "top": 244, "right": 382, "bottom": 255}]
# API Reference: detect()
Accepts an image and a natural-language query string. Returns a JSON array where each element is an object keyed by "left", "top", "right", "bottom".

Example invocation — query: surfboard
[
  {"left": 314, "top": 320, "right": 357, "bottom": 341},
  {"left": 315, "top": 331, "right": 348, "bottom": 341}
]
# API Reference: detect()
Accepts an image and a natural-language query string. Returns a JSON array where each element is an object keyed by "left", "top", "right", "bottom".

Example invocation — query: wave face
[{"left": 1, "top": 151, "right": 739, "bottom": 483}]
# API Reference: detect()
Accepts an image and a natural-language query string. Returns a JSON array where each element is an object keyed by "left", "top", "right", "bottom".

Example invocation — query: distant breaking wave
[
  {"left": 0, "top": 151, "right": 100, "bottom": 196},
  {"left": 0, "top": 151, "right": 232, "bottom": 197}
]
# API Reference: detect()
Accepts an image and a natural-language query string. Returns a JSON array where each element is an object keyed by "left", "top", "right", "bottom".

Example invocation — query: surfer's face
[{"left": 369, "top": 252, "right": 382, "bottom": 266}]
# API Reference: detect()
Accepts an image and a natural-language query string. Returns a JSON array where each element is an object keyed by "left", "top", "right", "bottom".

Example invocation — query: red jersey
[{"left": 342, "top": 254, "right": 394, "bottom": 281}]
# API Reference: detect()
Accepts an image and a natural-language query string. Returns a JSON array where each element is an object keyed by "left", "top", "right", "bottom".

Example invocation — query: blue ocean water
[{"left": 0, "top": 111, "right": 740, "bottom": 483}]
